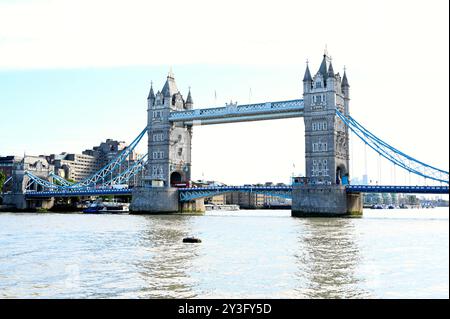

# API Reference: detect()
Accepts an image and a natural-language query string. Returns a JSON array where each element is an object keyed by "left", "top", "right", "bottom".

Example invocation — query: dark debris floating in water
[{"left": 183, "top": 237, "right": 202, "bottom": 243}]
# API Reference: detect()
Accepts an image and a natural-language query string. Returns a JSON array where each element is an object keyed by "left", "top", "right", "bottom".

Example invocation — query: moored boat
[{"left": 83, "top": 201, "right": 129, "bottom": 214}]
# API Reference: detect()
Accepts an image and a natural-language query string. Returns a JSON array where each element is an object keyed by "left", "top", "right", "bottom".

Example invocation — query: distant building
[
  {"left": 48, "top": 139, "right": 137, "bottom": 183},
  {"left": 0, "top": 156, "right": 22, "bottom": 177},
  {"left": 48, "top": 152, "right": 101, "bottom": 182},
  {"left": 226, "top": 192, "right": 265, "bottom": 209}
]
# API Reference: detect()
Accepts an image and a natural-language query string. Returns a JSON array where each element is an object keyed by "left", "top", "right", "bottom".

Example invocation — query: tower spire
[
  {"left": 186, "top": 86, "right": 193, "bottom": 105},
  {"left": 303, "top": 61, "right": 312, "bottom": 82},
  {"left": 327, "top": 60, "right": 335, "bottom": 77},
  {"left": 342, "top": 68, "right": 350, "bottom": 87},
  {"left": 318, "top": 53, "right": 328, "bottom": 80},
  {"left": 147, "top": 81, "right": 155, "bottom": 100},
  {"left": 168, "top": 66, "right": 174, "bottom": 79},
  {"left": 162, "top": 68, "right": 178, "bottom": 97}
]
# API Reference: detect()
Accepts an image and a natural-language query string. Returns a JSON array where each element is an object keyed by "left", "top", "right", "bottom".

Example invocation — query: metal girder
[
  {"left": 68, "top": 127, "right": 147, "bottom": 188},
  {"left": 25, "top": 188, "right": 133, "bottom": 198},
  {"left": 25, "top": 171, "right": 62, "bottom": 190},
  {"left": 49, "top": 172, "right": 73, "bottom": 186},
  {"left": 169, "top": 99, "right": 304, "bottom": 125},
  {"left": 22, "top": 128, "right": 148, "bottom": 192},
  {"left": 105, "top": 153, "right": 148, "bottom": 186}
]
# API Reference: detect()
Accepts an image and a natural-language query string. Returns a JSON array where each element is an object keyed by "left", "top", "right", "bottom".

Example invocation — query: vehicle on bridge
[{"left": 172, "top": 181, "right": 194, "bottom": 188}]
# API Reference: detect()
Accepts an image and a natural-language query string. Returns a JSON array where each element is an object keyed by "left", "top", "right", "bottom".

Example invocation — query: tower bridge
[{"left": 3, "top": 52, "right": 449, "bottom": 215}]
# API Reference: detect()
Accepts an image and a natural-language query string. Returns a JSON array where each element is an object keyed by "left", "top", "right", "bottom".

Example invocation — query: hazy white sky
[{"left": 0, "top": 0, "right": 448, "bottom": 186}]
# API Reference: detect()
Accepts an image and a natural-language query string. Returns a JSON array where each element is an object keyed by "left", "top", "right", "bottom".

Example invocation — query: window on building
[
  {"left": 153, "top": 133, "right": 162, "bottom": 142},
  {"left": 152, "top": 151, "right": 164, "bottom": 160},
  {"left": 312, "top": 142, "right": 328, "bottom": 152}
]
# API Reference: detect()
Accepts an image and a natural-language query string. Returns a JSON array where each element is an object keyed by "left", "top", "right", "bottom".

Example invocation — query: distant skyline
[{"left": 0, "top": 0, "right": 448, "bottom": 186}]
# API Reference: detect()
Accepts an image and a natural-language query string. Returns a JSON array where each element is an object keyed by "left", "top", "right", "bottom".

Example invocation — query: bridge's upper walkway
[{"left": 169, "top": 99, "right": 304, "bottom": 125}]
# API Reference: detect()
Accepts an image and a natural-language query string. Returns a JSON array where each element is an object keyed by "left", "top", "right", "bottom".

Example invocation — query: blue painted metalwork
[
  {"left": 68, "top": 127, "right": 147, "bottom": 188},
  {"left": 336, "top": 109, "right": 449, "bottom": 184},
  {"left": 169, "top": 99, "right": 304, "bottom": 125},
  {"left": 106, "top": 153, "right": 148, "bottom": 186},
  {"left": 23, "top": 127, "right": 148, "bottom": 192},
  {"left": 49, "top": 172, "right": 73, "bottom": 186},
  {"left": 25, "top": 171, "right": 62, "bottom": 190},
  {"left": 23, "top": 184, "right": 448, "bottom": 199},
  {"left": 179, "top": 184, "right": 449, "bottom": 201},
  {"left": 25, "top": 188, "right": 132, "bottom": 198},
  {"left": 179, "top": 185, "right": 293, "bottom": 202},
  {"left": 346, "top": 185, "right": 449, "bottom": 194},
  {"left": 24, "top": 153, "right": 147, "bottom": 193}
]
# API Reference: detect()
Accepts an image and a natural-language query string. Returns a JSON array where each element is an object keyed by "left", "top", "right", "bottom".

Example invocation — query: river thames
[{"left": 0, "top": 208, "right": 448, "bottom": 299}]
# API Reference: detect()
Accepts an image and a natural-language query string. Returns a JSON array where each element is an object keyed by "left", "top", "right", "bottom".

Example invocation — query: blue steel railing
[
  {"left": 346, "top": 185, "right": 449, "bottom": 194},
  {"left": 25, "top": 188, "right": 132, "bottom": 198}
]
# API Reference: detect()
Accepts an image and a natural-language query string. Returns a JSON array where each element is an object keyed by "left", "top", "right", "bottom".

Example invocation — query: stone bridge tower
[
  {"left": 131, "top": 71, "right": 202, "bottom": 213},
  {"left": 146, "top": 71, "right": 193, "bottom": 187},
  {"left": 292, "top": 53, "right": 362, "bottom": 217},
  {"left": 302, "top": 53, "right": 350, "bottom": 185}
]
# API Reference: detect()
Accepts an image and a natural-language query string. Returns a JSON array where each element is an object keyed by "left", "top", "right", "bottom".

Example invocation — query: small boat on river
[{"left": 83, "top": 201, "right": 129, "bottom": 214}]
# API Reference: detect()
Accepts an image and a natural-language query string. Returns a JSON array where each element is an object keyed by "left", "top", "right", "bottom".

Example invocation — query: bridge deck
[
  {"left": 23, "top": 185, "right": 448, "bottom": 199},
  {"left": 25, "top": 189, "right": 132, "bottom": 198}
]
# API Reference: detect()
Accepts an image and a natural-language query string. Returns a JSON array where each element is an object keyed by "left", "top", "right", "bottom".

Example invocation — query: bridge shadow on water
[{"left": 293, "top": 218, "right": 372, "bottom": 298}]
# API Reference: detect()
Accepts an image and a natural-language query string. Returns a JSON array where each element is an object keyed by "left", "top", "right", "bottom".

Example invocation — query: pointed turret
[
  {"left": 161, "top": 69, "right": 179, "bottom": 98},
  {"left": 342, "top": 69, "right": 350, "bottom": 101},
  {"left": 303, "top": 63, "right": 312, "bottom": 82},
  {"left": 318, "top": 54, "right": 328, "bottom": 80},
  {"left": 327, "top": 62, "right": 335, "bottom": 78},
  {"left": 341, "top": 70, "right": 350, "bottom": 87},
  {"left": 147, "top": 81, "right": 155, "bottom": 100},
  {"left": 185, "top": 87, "right": 193, "bottom": 109},
  {"left": 186, "top": 88, "right": 193, "bottom": 104}
]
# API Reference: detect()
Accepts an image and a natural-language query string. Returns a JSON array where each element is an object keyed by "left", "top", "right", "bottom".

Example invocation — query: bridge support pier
[
  {"left": 2, "top": 193, "right": 27, "bottom": 210},
  {"left": 291, "top": 185, "right": 363, "bottom": 217},
  {"left": 180, "top": 199, "right": 205, "bottom": 214},
  {"left": 2, "top": 193, "right": 55, "bottom": 211},
  {"left": 130, "top": 187, "right": 179, "bottom": 213},
  {"left": 130, "top": 187, "right": 205, "bottom": 214}
]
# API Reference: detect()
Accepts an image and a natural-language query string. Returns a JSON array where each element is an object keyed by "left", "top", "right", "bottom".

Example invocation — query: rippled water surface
[{"left": 0, "top": 208, "right": 448, "bottom": 298}]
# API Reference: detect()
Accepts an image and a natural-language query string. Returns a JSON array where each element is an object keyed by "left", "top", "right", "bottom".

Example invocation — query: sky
[{"left": 0, "top": 0, "right": 448, "bottom": 186}]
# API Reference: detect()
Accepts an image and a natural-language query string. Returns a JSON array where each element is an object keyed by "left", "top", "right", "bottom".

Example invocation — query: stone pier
[
  {"left": 130, "top": 187, "right": 205, "bottom": 214},
  {"left": 2, "top": 193, "right": 55, "bottom": 211},
  {"left": 291, "top": 185, "right": 363, "bottom": 217}
]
